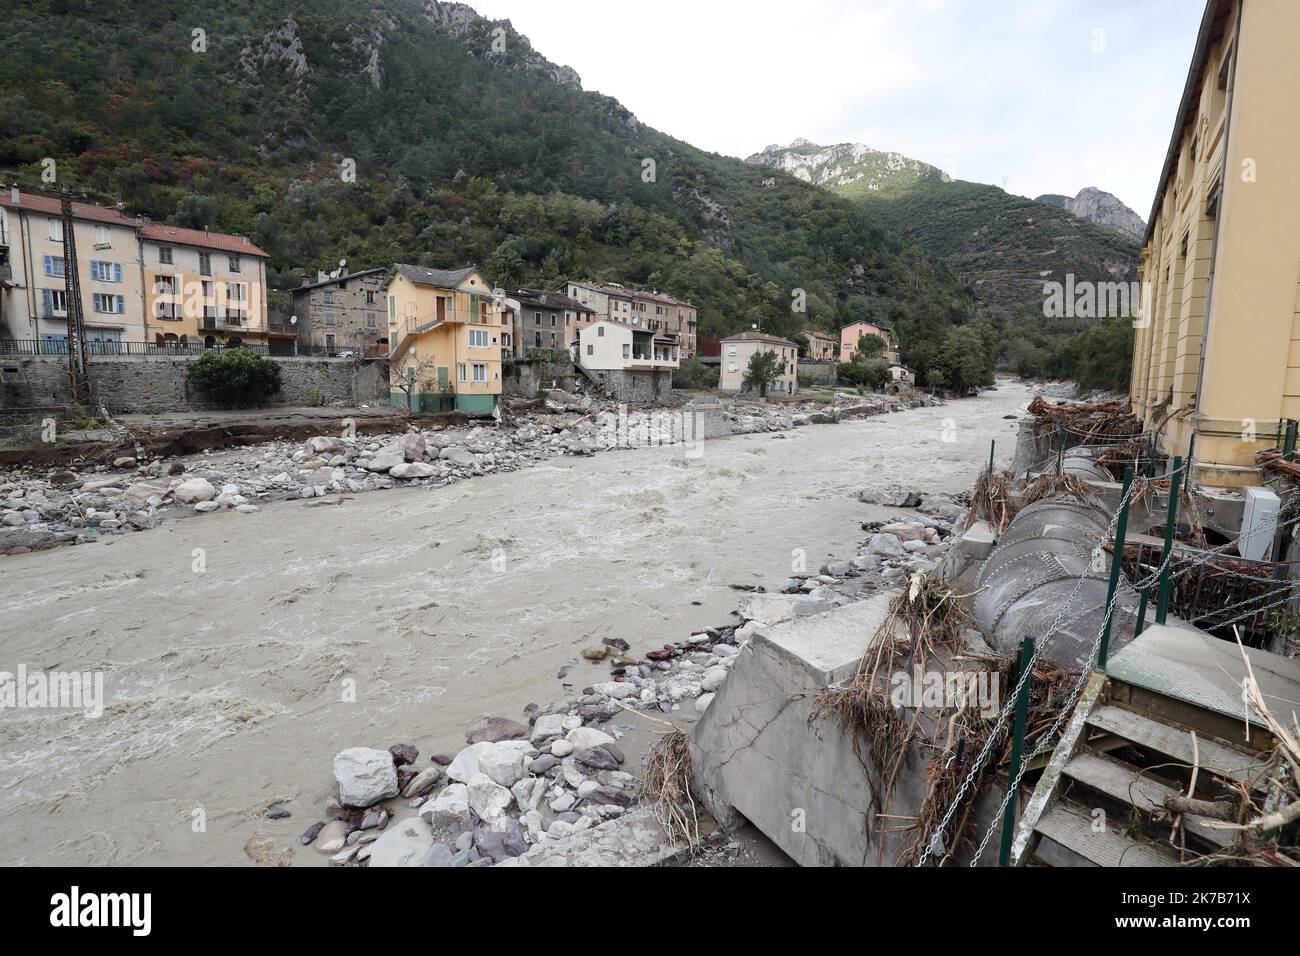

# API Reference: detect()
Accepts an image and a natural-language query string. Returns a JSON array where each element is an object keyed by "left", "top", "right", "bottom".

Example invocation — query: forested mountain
[
  {"left": 0, "top": 0, "right": 978, "bottom": 349},
  {"left": 747, "top": 140, "right": 1141, "bottom": 314}
]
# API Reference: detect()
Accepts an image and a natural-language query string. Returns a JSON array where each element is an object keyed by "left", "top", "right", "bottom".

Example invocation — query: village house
[
  {"left": 718, "top": 331, "right": 799, "bottom": 396},
  {"left": 504, "top": 288, "right": 596, "bottom": 356},
  {"left": 887, "top": 362, "right": 916, "bottom": 386},
  {"left": 1129, "top": 0, "right": 1300, "bottom": 488},
  {"left": 576, "top": 318, "right": 680, "bottom": 402},
  {"left": 802, "top": 328, "right": 837, "bottom": 361},
  {"left": 0, "top": 189, "right": 146, "bottom": 349},
  {"left": 385, "top": 264, "right": 503, "bottom": 414},
  {"left": 139, "top": 223, "right": 272, "bottom": 351},
  {"left": 839, "top": 319, "right": 899, "bottom": 364},
  {"left": 561, "top": 280, "right": 698, "bottom": 357},
  {"left": 289, "top": 267, "right": 389, "bottom": 357}
]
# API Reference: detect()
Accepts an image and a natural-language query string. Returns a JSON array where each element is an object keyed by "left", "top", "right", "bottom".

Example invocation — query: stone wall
[
  {"left": 586, "top": 368, "right": 672, "bottom": 403},
  {"left": 0, "top": 353, "right": 389, "bottom": 414},
  {"left": 502, "top": 357, "right": 578, "bottom": 398},
  {"left": 797, "top": 360, "right": 836, "bottom": 385}
]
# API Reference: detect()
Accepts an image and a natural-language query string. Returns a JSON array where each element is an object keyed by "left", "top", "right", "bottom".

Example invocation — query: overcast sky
[{"left": 470, "top": 0, "right": 1205, "bottom": 218}]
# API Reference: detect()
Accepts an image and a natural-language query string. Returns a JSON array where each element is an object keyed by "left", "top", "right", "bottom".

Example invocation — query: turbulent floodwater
[{"left": 0, "top": 381, "right": 1033, "bottom": 865}]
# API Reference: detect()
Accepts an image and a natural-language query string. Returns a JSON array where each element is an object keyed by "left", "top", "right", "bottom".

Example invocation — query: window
[
  {"left": 323, "top": 291, "right": 334, "bottom": 304},
  {"left": 728, "top": 363, "right": 738, "bottom": 373},
  {"left": 94, "top": 225, "right": 111, "bottom": 247},
  {"left": 365, "top": 290, "right": 375, "bottom": 304},
  {"left": 89, "top": 261, "right": 122, "bottom": 282},
  {"left": 43, "top": 255, "right": 65, "bottom": 277},
  {"left": 91, "top": 293, "right": 125, "bottom": 314},
  {"left": 472, "top": 363, "right": 486, "bottom": 383},
  {"left": 198, "top": 252, "right": 212, "bottom": 276},
  {"left": 228, "top": 254, "right": 241, "bottom": 272},
  {"left": 202, "top": 280, "right": 215, "bottom": 299},
  {"left": 586, "top": 344, "right": 594, "bottom": 355},
  {"left": 366, "top": 312, "right": 377, "bottom": 328},
  {"left": 550, "top": 314, "right": 557, "bottom": 327},
  {"left": 227, "top": 282, "right": 246, "bottom": 302},
  {"left": 565, "top": 312, "right": 572, "bottom": 326},
  {"left": 534, "top": 311, "right": 542, "bottom": 326},
  {"left": 457, "top": 363, "right": 467, "bottom": 382},
  {"left": 728, "top": 346, "right": 737, "bottom": 355},
  {"left": 597, "top": 326, "right": 605, "bottom": 337},
  {"left": 469, "top": 328, "right": 489, "bottom": 347},
  {"left": 159, "top": 246, "right": 173, "bottom": 265},
  {"left": 623, "top": 344, "right": 631, "bottom": 359},
  {"left": 42, "top": 289, "right": 68, "bottom": 316},
  {"left": 388, "top": 295, "right": 396, "bottom": 323},
  {"left": 47, "top": 219, "right": 62, "bottom": 241},
  {"left": 323, "top": 310, "right": 337, "bottom": 326},
  {"left": 534, "top": 331, "right": 542, "bottom": 347}
]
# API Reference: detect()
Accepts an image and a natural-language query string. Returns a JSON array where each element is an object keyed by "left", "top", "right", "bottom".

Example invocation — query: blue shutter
[
  {"left": 114, "top": 263, "right": 122, "bottom": 283},
  {"left": 116, "top": 295, "right": 124, "bottom": 314},
  {"left": 43, "top": 255, "right": 52, "bottom": 276},
  {"left": 42, "top": 289, "right": 51, "bottom": 314}
]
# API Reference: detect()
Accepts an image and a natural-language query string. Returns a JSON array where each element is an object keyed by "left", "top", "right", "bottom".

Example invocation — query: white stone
[
  {"left": 446, "top": 742, "right": 492, "bottom": 783},
  {"left": 531, "top": 713, "right": 566, "bottom": 742},
  {"left": 173, "top": 477, "right": 217, "bottom": 504},
  {"left": 367, "top": 817, "right": 433, "bottom": 867},
  {"left": 389, "top": 462, "right": 436, "bottom": 480},
  {"left": 550, "top": 739, "right": 574, "bottom": 758},
  {"left": 477, "top": 740, "right": 532, "bottom": 787},
  {"left": 419, "top": 783, "right": 470, "bottom": 825},
  {"left": 333, "top": 747, "right": 399, "bottom": 808},
  {"left": 467, "top": 772, "right": 514, "bottom": 824},
  {"left": 511, "top": 776, "right": 545, "bottom": 812},
  {"left": 700, "top": 666, "right": 728, "bottom": 692},
  {"left": 566, "top": 726, "right": 615, "bottom": 749},
  {"left": 591, "top": 681, "right": 638, "bottom": 700}
]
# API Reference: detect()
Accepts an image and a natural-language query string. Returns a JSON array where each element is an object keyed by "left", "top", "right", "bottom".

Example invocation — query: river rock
[
  {"left": 367, "top": 817, "right": 433, "bottom": 867},
  {"left": 466, "top": 773, "right": 513, "bottom": 825},
  {"left": 419, "top": 783, "right": 470, "bottom": 826},
  {"left": 173, "top": 477, "right": 217, "bottom": 504},
  {"left": 333, "top": 747, "right": 399, "bottom": 808}
]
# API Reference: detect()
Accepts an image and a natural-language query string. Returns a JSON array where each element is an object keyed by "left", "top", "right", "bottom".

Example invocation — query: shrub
[
  {"left": 673, "top": 356, "right": 718, "bottom": 389},
  {"left": 186, "top": 348, "right": 282, "bottom": 407}
]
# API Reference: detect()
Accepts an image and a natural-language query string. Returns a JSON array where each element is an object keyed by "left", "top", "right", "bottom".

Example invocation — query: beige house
[
  {"left": 0, "top": 189, "right": 146, "bottom": 348},
  {"left": 562, "top": 280, "right": 697, "bottom": 357},
  {"left": 719, "top": 331, "right": 799, "bottom": 396},
  {"left": 1128, "top": 0, "right": 1300, "bottom": 487},
  {"left": 139, "top": 223, "right": 272, "bottom": 351},
  {"left": 803, "top": 329, "right": 837, "bottom": 361},
  {"left": 576, "top": 319, "right": 679, "bottom": 372},
  {"left": 839, "top": 319, "right": 898, "bottom": 364}
]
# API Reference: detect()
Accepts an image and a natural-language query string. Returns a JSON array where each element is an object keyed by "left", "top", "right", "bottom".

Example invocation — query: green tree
[
  {"left": 485, "top": 242, "right": 527, "bottom": 290},
  {"left": 855, "top": 333, "right": 887, "bottom": 361},
  {"left": 743, "top": 349, "right": 787, "bottom": 398},
  {"left": 186, "top": 348, "right": 282, "bottom": 408}
]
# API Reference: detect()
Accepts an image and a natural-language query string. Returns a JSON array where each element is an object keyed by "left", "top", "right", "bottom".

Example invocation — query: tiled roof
[
  {"left": 0, "top": 190, "right": 139, "bottom": 227},
  {"left": 514, "top": 288, "right": 595, "bottom": 312},
  {"left": 138, "top": 223, "right": 269, "bottom": 257},
  {"left": 721, "top": 330, "right": 798, "bottom": 347},
  {"left": 294, "top": 268, "right": 388, "bottom": 292},
  {"left": 392, "top": 264, "right": 480, "bottom": 289},
  {"left": 563, "top": 279, "right": 694, "bottom": 309}
]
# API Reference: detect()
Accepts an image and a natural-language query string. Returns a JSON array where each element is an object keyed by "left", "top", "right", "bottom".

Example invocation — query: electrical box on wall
[{"left": 1239, "top": 486, "right": 1280, "bottom": 561}]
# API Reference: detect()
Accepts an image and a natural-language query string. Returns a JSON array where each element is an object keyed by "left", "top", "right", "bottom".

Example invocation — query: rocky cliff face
[
  {"left": 745, "top": 139, "right": 940, "bottom": 194},
  {"left": 1034, "top": 187, "right": 1145, "bottom": 240},
  {"left": 421, "top": 0, "right": 582, "bottom": 90}
]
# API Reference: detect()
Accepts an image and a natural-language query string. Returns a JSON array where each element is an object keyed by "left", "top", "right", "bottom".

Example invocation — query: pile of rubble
[{"left": 297, "top": 484, "right": 965, "bottom": 867}]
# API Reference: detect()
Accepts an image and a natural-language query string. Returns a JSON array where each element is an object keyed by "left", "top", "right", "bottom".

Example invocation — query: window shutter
[
  {"left": 42, "top": 289, "right": 51, "bottom": 313},
  {"left": 43, "top": 255, "right": 52, "bottom": 275},
  {"left": 115, "top": 263, "right": 123, "bottom": 283},
  {"left": 116, "top": 295, "right": 124, "bottom": 314}
]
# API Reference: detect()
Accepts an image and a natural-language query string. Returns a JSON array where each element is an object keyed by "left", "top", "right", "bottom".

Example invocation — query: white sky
[{"left": 469, "top": 0, "right": 1206, "bottom": 218}]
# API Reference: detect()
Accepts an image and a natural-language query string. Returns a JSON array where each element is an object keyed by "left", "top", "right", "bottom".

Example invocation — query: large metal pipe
[{"left": 973, "top": 496, "right": 1141, "bottom": 668}]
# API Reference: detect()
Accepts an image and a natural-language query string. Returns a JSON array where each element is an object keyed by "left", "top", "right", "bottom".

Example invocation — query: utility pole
[{"left": 59, "top": 189, "right": 92, "bottom": 406}]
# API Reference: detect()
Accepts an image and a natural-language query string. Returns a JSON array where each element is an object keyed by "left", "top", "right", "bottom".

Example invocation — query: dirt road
[{"left": 0, "top": 381, "right": 1032, "bottom": 865}]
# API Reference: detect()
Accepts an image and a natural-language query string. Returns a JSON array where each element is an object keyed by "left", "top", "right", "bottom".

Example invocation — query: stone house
[{"left": 289, "top": 267, "right": 389, "bottom": 356}]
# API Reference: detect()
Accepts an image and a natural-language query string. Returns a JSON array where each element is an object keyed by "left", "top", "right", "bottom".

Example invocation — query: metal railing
[{"left": 0, "top": 338, "right": 363, "bottom": 359}]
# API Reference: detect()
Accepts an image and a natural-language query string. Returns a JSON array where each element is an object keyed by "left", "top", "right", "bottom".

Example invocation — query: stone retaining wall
[{"left": 0, "top": 353, "right": 389, "bottom": 414}]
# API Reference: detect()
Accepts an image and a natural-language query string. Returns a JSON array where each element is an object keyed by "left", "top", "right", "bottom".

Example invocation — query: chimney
[{"left": 9, "top": 186, "right": 18, "bottom": 205}]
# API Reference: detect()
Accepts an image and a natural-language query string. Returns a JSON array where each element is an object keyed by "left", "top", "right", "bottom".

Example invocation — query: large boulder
[
  {"left": 399, "top": 432, "right": 427, "bottom": 462},
  {"left": 333, "top": 747, "right": 399, "bottom": 808},
  {"left": 364, "top": 453, "right": 404, "bottom": 473},
  {"left": 476, "top": 741, "right": 533, "bottom": 788},
  {"left": 367, "top": 817, "right": 434, "bottom": 867},
  {"left": 389, "top": 462, "right": 436, "bottom": 480},
  {"left": 172, "top": 478, "right": 216, "bottom": 504},
  {"left": 446, "top": 742, "right": 492, "bottom": 783},
  {"left": 867, "top": 532, "right": 905, "bottom": 558},
  {"left": 305, "top": 436, "right": 346, "bottom": 456},
  {"left": 419, "top": 783, "right": 471, "bottom": 826},
  {"left": 466, "top": 772, "right": 514, "bottom": 825}
]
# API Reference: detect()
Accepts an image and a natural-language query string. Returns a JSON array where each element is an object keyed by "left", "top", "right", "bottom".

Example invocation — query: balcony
[{"left": 389, "top": 308, "right": 463, "bottom": 357}]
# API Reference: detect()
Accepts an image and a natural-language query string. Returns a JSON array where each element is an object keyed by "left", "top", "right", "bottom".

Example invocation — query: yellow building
[
  {"left": 386, "top": 264, "right": 503, "bottom": 414},
  {"left": 1130, "top": 0, "right": 1300, "bottom": 487}
]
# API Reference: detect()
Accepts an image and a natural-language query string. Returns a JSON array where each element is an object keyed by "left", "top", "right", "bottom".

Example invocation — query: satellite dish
[
  {"left": 339, "top": 258, "right": 347, "bottom": 268},
  {"left": 329, "top": 269, "right": 340, "bottom": 279},
  {"left": 289, "top": 315, "right": 298, "bottom": 325}
]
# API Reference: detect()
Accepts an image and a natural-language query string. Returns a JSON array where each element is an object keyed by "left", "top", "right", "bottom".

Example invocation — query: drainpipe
[{"left": 1191, "top": 0, "right": 1244, "bottom": 477}]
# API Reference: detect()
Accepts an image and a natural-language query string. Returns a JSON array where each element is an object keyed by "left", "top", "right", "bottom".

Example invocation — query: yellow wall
[
  {"left": 386, "top": 270, "right": 502, "bottom": 403},
  {"left": 1130, "top": 0, "right": 1300, "bottom": 487}
]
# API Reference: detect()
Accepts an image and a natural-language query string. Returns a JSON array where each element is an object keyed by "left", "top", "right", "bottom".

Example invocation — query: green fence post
[
  {"left": 1133, "top": 543, "right": 1150, "bottom": 637},
  {"left": 999, "top": 636, "right": 1035, "bottom": 867},
  {"left": 1286, "top": 420, "right": 1298, "bottom": 462},
  {"left": 1099, "top": 467, "right": 1134, "bottom": 670},
  {"left": 988, "top": 438, "right": 996, "bottom": 475},
  {"left": 1154, "top": 456, "right": 1183, "bottom": 625}
]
